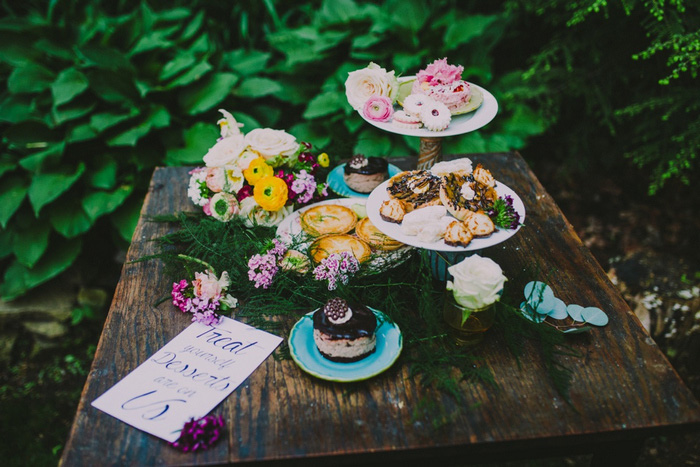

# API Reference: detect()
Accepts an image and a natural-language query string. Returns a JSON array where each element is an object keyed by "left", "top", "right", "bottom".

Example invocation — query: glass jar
[{"left": 442, "top": 291, "right": 496, "bottom": 346}]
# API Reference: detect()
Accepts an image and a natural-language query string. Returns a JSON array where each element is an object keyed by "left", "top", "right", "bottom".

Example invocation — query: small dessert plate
[
  {"left": 327, "top": 163, "right": 402, "bottom": 198},
  {"left": 288, "top": 309, "right": 402, "bottom": 382}
]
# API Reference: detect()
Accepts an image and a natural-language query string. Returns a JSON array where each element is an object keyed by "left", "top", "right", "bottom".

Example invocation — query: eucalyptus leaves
[{"left": 520, "top": 281, "right": 609, "bottom": 333}]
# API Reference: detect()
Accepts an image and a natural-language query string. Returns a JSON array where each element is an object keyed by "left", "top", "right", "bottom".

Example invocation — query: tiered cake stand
[{"left": 358, "top": 79, "right": 499, "bottom": 169}]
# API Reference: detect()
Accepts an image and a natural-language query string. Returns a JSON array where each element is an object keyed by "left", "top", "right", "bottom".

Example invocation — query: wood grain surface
[{"left": 61, "top": 153, "right": 700, "bottom": 466}]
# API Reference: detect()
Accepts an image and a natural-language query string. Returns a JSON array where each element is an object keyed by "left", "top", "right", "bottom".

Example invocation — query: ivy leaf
[
  {"left": 81, "top": 184, "right": 133, "bottom": 222},
  {"left": 28, "top": 162, "right": 86, "bottom": 216},
  {"left": 223, "top": 49, "right": 271, "bottom": 75},
  {"left": 165, "top": 121, "right": 219, "bottom": 165},
  {"left": 0, "top": 176, "right": 28, "bottom": 228},
  {"left": 160, "top": 54, "right": 198, "bottom": 81},
  {"left": 0, "top": 237, "right": 81, "bottom": 301},
  {"left": 87, "top": 69, "right": 140, "bottom": 103},
  {"left": 19, "top": 142, "right": 65, "bottom": 173},
  {"left": 180, "top": 11, "right": 205, "bottom": 41},
  {"left": 236, "top": 77, "right": 283, "bottom": 98},
  {"left": 164, "top": 60, "right": 213, "bottom": 89},
  {"left": 289, "top": 122, "right": 331, "bottom": 149},
  {"left": 304, "top": 91, "right": 345, "bottom": 119},
  {"left": 88, "top": 158, "right": 118, "bottom": 190},
  {"left": 90, "top": 109, "right": 140, "bottom": 132},
  {"left": 8, "top": 63, "right": 55, "bottom": 94},
  {"left": 179, "top": 72, "right": 238, "bottom": 115},
  {"left": 51, "top": 68, "right": 89, "bottom": 106},
  {"left": 49, "top": 200, "right": 93, "bottom": 238},
  {"left": 353, "top": 128, "right": 392, "bottom": 156},
  {"left": 386, "top": 0, "right": 429, "bottom": 33},
  {"left": 444, "top": 14, "right": 500, "bottom": 48},
  {"left": 51, "top": 101, "right": 96, "bottom": 126},
  {"left": 110, "top": 196, "right": 143, "bottom": 242},
  {"left": 13, "top": 221, "right": 50, "bottom": 268},
  {"left": 0, "top": 94, "right": 36, "bottom": 123},
  {"left": 78, "top": 45, "right": 134, "bottom": 73},
  {"left": 107, "top": 106, "right": 170, "bottom": 146}
]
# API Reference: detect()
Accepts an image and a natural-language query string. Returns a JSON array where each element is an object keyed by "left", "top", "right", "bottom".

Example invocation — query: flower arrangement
[
  {"left": 171, "top": 267, "right": 238, "bottom": 325},
  {"left": 188, "top": 109, "right": 330, "bottom": 227},
  {"left": 447, "top": 254, "right": 507, "bottom": 313}
]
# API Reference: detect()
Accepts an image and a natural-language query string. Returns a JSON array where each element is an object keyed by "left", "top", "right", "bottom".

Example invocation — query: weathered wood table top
[{"left": 61, "top": 152, "right": 700, "bottom": 466}]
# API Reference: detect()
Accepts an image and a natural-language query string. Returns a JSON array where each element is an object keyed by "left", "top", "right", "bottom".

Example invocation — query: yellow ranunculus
[
  {"left": 317, "top": 152, "right": 330, "bottom": 168},
  {"left": 243, "top": 157, "right": 273, "bottom": 185},
  {"left": 253, "top": 176, "right": 288, "bottom": 211}
]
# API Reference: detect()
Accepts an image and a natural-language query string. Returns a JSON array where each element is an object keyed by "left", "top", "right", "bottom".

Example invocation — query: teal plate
[
  {"left": 289, "top": 309, "right": 403, "bottom": 382},
  {"left": 327, "top": 163, "right": 402, "bottom": 198}
]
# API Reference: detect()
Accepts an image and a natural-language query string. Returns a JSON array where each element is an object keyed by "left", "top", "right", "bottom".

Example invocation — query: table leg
[{"left": 417, "top": 137, "right": 442, "bottom": 169}]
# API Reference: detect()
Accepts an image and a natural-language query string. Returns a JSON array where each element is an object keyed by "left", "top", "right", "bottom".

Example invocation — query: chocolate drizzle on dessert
[
  {"left": 344, "top": 154, "right": 388, "bottom": 176},
  {"left": 313, "top": 300, "right": 377, "bottom": 340}
]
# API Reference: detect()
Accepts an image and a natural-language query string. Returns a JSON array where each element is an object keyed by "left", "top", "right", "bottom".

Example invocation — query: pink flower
[
  {"left": 363, "top": 95, "right": 394, "bottom": 122},
  {"left": 416, "top": 58, "right": 463, "bottom": 86},
  {"left": 205, "top": 167, "right": 226, "bottom": 193},
  {"left": 193, "top": 271, "right": 231, "bottom": 301}
]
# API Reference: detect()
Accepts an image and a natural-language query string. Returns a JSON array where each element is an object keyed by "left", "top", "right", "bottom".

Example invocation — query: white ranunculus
[
  {"left": 203, "top": 134, "right": 247, "bottom": 167},
  {"left": 236, "top": 149, "right": 260, "bottom": 171},
  {"left": 209, "top": 192, "right": 239, "bottom": 222},
  {"left": 345, "top": 62, "right": 399, "bottom": 110},
  {"left": 446, "top": 255, "right": 507, "bottom": 310},
  {"left": 224, "top": 166, "right": 245, "bottom": 193},
  {"left": 239, "top": 196, "right": 292, "bottom": 228},
  {"left": 244, "top": 128, "right": 298, "bottom": 161}
]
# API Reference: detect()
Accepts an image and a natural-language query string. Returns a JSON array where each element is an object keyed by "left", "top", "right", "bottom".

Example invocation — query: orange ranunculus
[
  {"left": 243, "top": 157, "right": 273, "bottom": 186},
  {"left": 253, "top": 176, "right": 288, "bottom": 211}
]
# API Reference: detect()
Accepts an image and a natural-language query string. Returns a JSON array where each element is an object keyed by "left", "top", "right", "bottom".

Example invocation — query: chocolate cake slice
[{"left": 313, "top": 298, "right": 377, "bottom": 362}]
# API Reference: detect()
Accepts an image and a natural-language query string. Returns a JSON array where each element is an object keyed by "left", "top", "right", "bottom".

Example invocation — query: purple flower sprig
[
  {"left": 487, "top": 195, "right": 521, "bottom": 230},
  {"left": 247, "top": 238, "right": 288, "bottom": 289},
  {"left": 170, "top": 415, "right": 225, "bottom": 453},
  {"left": 313, "top": 251, "right": 360, "bottom": 290}
]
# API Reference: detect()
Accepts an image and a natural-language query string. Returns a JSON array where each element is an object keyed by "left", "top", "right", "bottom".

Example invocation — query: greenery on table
[{"left": 0, "top": 0, "right": 697, "bottom": 301}]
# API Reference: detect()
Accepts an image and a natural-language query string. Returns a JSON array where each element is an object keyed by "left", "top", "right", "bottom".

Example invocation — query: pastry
[
  {"left": 444, "top": 220, "right": 474, "bottom": 247},
  {"left": 301, "top": 204, "right": 357, "bottom": 237},
  {"left": 392, "top": 110, "right": 423, "bottom": 130},
  {"left": 386, "top": 170, "right": 441, "bottom": 211},
  {"left": 430, "top": 158, "right": 473, "bottom": 178},
  {"left": 313, "top": 297, "right": 377, "bottom": 362},
  {"left": 439, "top": 171, "right": 498, "bottom": 220},
  {"left": 420, "top": 99, "right": 451, "bottom": 132},
  {"left": 464, "top": 210, "right": 495, "bottom": 237},
  {"left": 355, "top": 217, "right": 404, "bottom": 251},
  {"left": 400, "top": 205, "right": 447, "bottom": 236},
  {"left": 343, "top": 154, "right": 389, "bottom": 194},
  {"left": 402, "top": 93, "right": 431, "bottom": 117},
  {"left": 379, "top": 198, "right": 406, "bottom": 224},
  {"left": 309, "top": 234, "right": 372, "bottom": 264}
]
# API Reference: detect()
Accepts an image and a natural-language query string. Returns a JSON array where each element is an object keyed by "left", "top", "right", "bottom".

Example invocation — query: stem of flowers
[{"left": 177, "top": 254, "right": 216, "bottom": 275}]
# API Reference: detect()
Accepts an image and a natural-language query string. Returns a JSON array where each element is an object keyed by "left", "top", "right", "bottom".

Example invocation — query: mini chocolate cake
[
  {"left": 313, "top": 297, "right": 377, "bottom": 362},
  {"left": 343, "top": 154, "right": 388, "bottom": 193}
]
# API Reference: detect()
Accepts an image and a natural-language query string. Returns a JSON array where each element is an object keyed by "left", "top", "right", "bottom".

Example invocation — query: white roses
[
  {"left": 203, "top": 133, "right": 247, "bottom": 167},
  {"left": 245, "top": 128, "right": 298, "bottom": 161},
  {"left": 447, "top": 255, "right": 507, "bottom": 310},
  {"left": 345, "top": 62, "right": 399, "bottom": 110}
]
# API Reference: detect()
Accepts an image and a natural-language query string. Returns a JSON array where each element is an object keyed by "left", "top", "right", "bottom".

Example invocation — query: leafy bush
[{"left": 1, "top": 0, "right": 697, "bottom": 299}]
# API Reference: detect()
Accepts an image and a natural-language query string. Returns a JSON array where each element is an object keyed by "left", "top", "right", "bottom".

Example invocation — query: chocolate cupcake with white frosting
[
  {"left": 313, "top": 297, "right": 377, "bottom": 362},
  {"left": 343, "top": 154, "right": 388, "bottom": 193}
]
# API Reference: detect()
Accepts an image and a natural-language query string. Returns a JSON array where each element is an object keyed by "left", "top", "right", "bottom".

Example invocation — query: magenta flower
[
  {"left": 313, "top": 251, "right": 360, "bottom": 290},
  {"left": 363, "top": 95, "right": 394, "bottom": 122},
  {"left": 170, "top": 415, "right": 225, "bottom": 453}
]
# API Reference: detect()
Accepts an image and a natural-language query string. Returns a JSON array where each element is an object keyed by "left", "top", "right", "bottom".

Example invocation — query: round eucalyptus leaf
[
  {"left": 519, "top": 301, "right": 546, "bottom": 323},
  {"left": 524, "top": 281, "right": 555, "bottom": 314},
  {"left": 566, "top": 304, "right": 585, "bottom": 322},
  {"left": 581, "top": 307, "right": 609, "bottom": 326},
  {"left": 548, "top": 298, "right": 569, "bottom": 320}
]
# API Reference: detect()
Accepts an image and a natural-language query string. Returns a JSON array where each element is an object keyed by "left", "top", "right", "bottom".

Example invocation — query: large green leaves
[
  {"left": 0, "top": 176, "right": 28, "bottom": 228},
  {"left": 8, "top": 63, "right": 55, "bottom": 94},
  {"left": 28, "top": 163, "right": 85, "bottom": 216},
  {"left": 51, "top": 68, "right": 89, "bottom": 106},
  {"left": 179, "top": 72, "right": 238, "bottom": 114}
]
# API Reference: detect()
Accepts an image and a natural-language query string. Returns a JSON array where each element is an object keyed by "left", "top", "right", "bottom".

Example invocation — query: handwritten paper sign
[{"left": 92, "top": 316, "right": 282, "bottom": 442}]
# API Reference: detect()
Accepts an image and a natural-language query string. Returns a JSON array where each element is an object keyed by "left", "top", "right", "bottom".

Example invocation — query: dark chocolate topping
[
  {"left": 344, "top": 155, "right": 388, "bottom": 175},
  {"left": 313, "top": 300, "right": 377, "bottom": 339}
]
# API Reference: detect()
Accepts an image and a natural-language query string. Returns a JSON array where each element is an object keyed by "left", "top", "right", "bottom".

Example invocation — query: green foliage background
[{"left": 0, "top": 0, "right": 697, "bottom": 299}]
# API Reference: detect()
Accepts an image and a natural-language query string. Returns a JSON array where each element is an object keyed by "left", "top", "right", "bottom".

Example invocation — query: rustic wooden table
[{"left": 61, "top": 152, "right": 700, "bottom": 466}]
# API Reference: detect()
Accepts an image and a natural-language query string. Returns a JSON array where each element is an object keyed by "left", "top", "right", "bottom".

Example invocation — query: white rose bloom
[
  {"left": 203, "top": 133, "right": 247, "bottom": 167},
  {"left": 244, "top": 128, "right": 298, "bottom": 161},
  {"left": 446, "top": 254, "right": 507, "bottom": 310},
  {"left": 345, "top": 62, "right": 399, "bottom": 110},
  {"left": 239, "top": 196, "right": 292, "bottom": 228}
]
